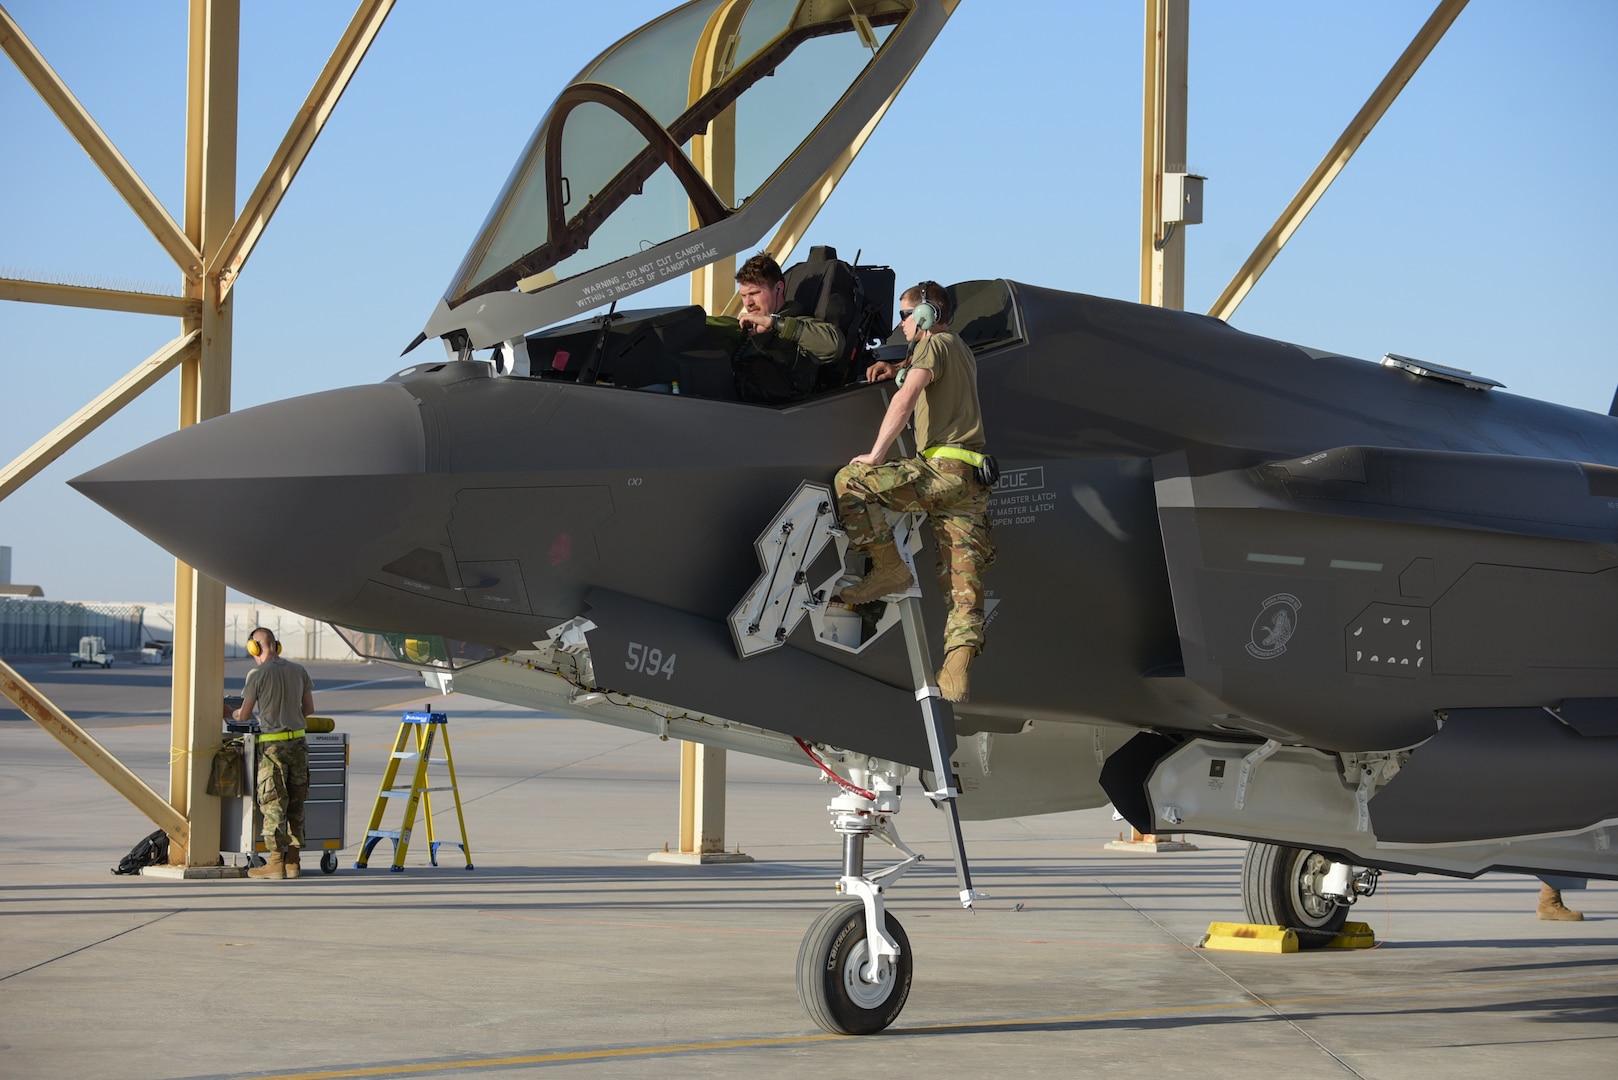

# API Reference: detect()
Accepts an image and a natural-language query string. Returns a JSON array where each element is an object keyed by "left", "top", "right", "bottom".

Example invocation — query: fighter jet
[{"left": 72, "top": 0, "right": 1618, "bottom": 1035}]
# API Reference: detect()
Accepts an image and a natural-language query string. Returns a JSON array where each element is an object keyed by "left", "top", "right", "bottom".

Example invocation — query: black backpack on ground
[{"left": 113, "top": 829, "right": 169, "bottom": 875}]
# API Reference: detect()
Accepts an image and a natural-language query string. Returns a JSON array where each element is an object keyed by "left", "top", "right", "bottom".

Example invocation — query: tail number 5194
[{"left": 626, "top": 642, "right": 676, "bottom": 680}]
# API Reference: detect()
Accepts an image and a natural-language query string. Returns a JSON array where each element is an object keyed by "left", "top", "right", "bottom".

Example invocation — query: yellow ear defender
[{"left": 247, "top": 628, "right": 281, "bottom": 657}]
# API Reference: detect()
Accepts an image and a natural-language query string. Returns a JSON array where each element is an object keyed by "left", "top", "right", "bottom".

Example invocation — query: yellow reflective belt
[
  {"left": 922, "top": 445, "right": 986, "bottom": 467},
  {"left": 257, "top": 729, "right": 306, "bottom": 743}
]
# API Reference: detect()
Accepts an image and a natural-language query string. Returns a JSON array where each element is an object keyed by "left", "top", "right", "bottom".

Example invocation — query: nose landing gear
[
  {"left": 792, "top": 752, "right": 922, "bottom": 1035},
  {"left": 737, "top": 495, "right": 982, "bottom": 1034},
  {"left": 793, "top": 592, "right": 985, "bottom": 1035}
]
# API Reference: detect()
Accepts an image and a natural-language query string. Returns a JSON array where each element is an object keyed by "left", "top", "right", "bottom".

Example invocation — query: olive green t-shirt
[
  {"left": 908, "top": 330, "right": 985, "bottom": 452},
  {"left": 242, "top": 657, "right": 312, "bottom": 735}
]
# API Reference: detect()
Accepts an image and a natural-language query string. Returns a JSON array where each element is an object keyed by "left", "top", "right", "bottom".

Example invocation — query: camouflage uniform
[
  {"left": 242, "top": 655, "right": 313, "bottom": 850},
  {"left": 257, "top": 740, "right": 309, "bottom": 850},
  {"left": 835, "top": 456, "right": 995, "bottom": 652}
]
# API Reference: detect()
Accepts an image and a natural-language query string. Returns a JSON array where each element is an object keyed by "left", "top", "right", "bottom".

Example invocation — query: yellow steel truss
[{"left": 0, "top": 0, "right": 394, "bottom": 868}]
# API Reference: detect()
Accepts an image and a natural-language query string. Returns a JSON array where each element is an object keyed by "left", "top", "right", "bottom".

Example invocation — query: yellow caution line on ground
[{"left": 232, "top": 963, "right": 1615, "bottom": 1080}]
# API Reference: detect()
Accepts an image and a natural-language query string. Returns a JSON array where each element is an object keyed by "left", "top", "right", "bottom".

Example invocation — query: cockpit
[
  {"left": 415, "top": 1, "right": 1020, "bottom": 401},
  {"left": 420, "top": 2, "right": 969, "bottom": 363},
  {"left": 496, "top": 269, "right": 1022, "bottom": 405}
]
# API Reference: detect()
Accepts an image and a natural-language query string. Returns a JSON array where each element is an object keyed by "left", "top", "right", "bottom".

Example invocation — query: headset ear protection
[
  {"left": 247, "top": 628, "right": 281, "bottom": 657},
  {"left": 911, "top": 283, "right": 939, "bottom": 332}
]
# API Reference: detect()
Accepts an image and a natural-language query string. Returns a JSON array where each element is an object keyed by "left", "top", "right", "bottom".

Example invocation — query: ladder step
[{"left": 363, "top": 712, "right": 474, "bottom": 871}]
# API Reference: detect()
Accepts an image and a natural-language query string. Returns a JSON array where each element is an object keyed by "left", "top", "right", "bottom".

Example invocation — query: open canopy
[{"left": 422, "top": 0, "right": 954, "bottom": 351}]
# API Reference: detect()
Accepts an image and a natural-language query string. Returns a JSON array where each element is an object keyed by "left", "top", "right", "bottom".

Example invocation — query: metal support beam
[
  {"left": 1, "top": 2, "right": 385, "bottom": 869},
  {"left": 0, "top": 330, "right": 199, "bottom": 503},
  {"left": 649, "top": 740, "right": 751, "bottom": 864},
  {"left": 720, "top": 82, "right": 907, "bottom": 317},
  {"left": 1140, "top": 0, "right": 1188, "bottom": 309},
  {"left": 208, "top": 0, "right": 394, "bottom": 304},
  {"left": 0, "top": 4, "right": 204, "bottom": 279},
  {"left": 683, "top": 740, "right": 725, "bottom": 855},
  {"left": 0, "top": 658, "right": 191, "bottom": 853},
  {"left": 1207, "top": 0, "right": 1470, "bottom": 322},
  {"left": 687, "top": 0, "right": 746, "bottom": 314},
  {"left": 0, "top": 277, "right": 201, "bottom": 319},
  {"left": 670, "top": 3, "right": 749, "bottom": 855},
  {"left": 169, "top": 0, "right": 240, "bottom": 868}
]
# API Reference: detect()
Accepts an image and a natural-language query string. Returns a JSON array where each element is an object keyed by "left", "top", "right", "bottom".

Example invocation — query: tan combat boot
[
  {"left": 247, "top": 851, "right": 285, "bottom": 880},
  {"left": 836, "top": 542, "right": 913, "bottom": 606},
  {"left": 283, "top": 847, "right": 302, "bottom": 879},
  {"left": 1537, "top": 883, "right": 1583, "bottom": 921},
  {"left": 937, "top": 647, "right": 974, "bottom": 703}
]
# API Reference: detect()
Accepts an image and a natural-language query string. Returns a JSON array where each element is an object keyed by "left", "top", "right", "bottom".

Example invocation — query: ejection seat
[{"left": 780, "top": 245, "right": 894, "bottom": 393}]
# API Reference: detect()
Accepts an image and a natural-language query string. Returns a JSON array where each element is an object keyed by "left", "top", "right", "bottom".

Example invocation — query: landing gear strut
[
  {"left": 794, "top": 756, "right": 919, "bottom": 1034},
  {"left": 794, "top": 593, "right": 985, "bottom": 1035}
]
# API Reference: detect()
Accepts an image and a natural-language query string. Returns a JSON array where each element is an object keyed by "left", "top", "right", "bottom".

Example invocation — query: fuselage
[{"left": 74, "top": 282, "right": 1618, "bottom": 756}]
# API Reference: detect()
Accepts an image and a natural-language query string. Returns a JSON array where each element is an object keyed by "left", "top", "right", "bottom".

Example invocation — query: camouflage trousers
[
  {"left": 834, "top": 456, "right": 996, "bottom": 652},
  {"left": 257, "top": 739, "right": 309, "bottom": 850}
]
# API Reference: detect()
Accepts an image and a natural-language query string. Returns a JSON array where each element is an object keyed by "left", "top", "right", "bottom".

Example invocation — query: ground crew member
[
  {"left": 724, "top": 253, "right": 846, "bottom": 402},
  {"left": 834, "top": 281, "right": 995, "bottom": 702},
  {"left": 233, "top": 627, "right": 314, "bottom": 880},
  {"left": 1537, "top": 876, "right": 1585, "bottom": 921}
]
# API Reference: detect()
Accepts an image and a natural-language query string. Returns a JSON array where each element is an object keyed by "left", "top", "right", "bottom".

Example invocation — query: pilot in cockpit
[{"left": 715, "top": 253, "right": 846, "bottom": 403}]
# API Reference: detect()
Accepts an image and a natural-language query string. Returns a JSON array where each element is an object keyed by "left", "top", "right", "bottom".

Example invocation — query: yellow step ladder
[{"left": 356, "top": 710, "right": 473, "bottom": 871}]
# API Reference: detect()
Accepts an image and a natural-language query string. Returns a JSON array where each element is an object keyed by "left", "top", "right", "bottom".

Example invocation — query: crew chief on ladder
[
  {"left": 834, "top": 281, "right": 996, "bottom": 702},
  {"left": 233, "top": 627, "right": 314, "bottom": 880}
]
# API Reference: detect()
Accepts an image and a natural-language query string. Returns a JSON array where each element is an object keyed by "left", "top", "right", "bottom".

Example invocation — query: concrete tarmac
[{"left": 3, "top": 659, "right": 1616, "bottom": 1078}]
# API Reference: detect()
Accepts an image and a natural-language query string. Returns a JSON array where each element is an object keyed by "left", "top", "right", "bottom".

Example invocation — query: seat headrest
[{"left": 783, "top": 258, "right": 859, "bottom": 337}]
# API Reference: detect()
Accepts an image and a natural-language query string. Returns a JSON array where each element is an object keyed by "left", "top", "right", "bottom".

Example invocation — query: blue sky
[{"left": 2, "top": 0, "right": 1615, "bottom": 601}]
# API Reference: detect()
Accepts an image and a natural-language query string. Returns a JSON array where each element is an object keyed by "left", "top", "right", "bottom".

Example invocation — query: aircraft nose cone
[{"left": 72, "top": 383, "right": 427, "bottom": 615}]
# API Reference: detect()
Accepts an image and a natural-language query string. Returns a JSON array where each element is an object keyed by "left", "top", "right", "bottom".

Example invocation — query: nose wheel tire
[
  {"left": 1241, "top": 842, "right": 1349, "bottom": 948},
  {"left": 796, "top": 901, "right": 912, "bottom": 1035}
]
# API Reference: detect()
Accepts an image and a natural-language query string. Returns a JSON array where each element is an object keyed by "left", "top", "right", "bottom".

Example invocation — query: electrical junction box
[{"left": 1163, "top": 172, "right": 1205, "bottom": 225}]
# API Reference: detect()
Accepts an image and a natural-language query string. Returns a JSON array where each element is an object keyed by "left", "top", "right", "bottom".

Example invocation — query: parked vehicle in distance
[{"left": 70, "top": 636, "right": 112, "bottom": 668}]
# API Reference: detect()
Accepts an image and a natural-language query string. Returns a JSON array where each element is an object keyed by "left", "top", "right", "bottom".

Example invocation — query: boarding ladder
[
  {"left": 356, "top": 710, "right": 474, "bottom": 871},
  {"left": 728, "top": 481, "right": 982, "bottom": 907}
]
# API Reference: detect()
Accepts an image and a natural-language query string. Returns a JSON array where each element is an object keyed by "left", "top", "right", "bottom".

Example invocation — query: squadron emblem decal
[{"left": 1247, "top": 593, "right": 1302, "bottom": 659}]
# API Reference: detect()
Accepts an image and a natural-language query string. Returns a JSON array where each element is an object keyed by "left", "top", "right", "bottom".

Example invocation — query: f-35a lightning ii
[{"left": 72, "top": 0, "right": 1618, "bottom": 1035}]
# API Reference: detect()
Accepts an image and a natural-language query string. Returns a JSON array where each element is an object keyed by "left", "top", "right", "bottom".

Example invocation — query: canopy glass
[{"left": 444, "top": 0, "right": 914, "bottom": 309}]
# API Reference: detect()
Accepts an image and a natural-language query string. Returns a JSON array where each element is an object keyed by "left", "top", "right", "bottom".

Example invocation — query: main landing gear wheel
[
  {"left": 796, "top": 901, "right": 912, "bottom": 1035},
  {"left": 1242, "top": 842, "right": 1348, "bottom": 947}
]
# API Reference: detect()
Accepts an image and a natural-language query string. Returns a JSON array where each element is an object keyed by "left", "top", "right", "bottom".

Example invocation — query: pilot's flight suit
[{"left": 720, "top": 300, "right": 846, "bottom": 402}]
